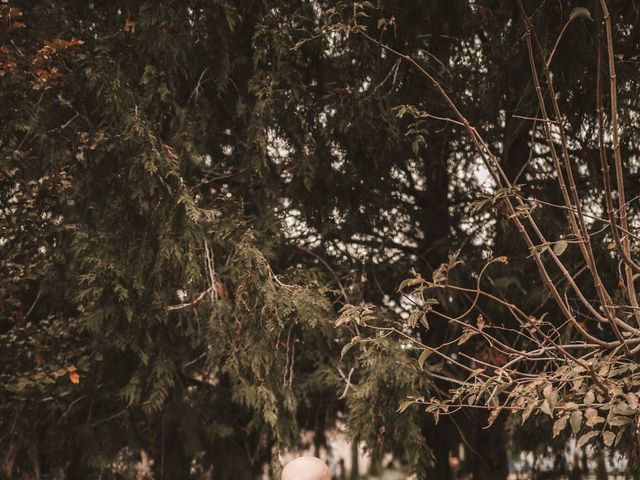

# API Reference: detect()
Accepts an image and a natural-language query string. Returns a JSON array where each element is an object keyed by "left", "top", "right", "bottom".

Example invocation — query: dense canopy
[{"left": 2, "top": 1, "right": 640, "bottom": 479}]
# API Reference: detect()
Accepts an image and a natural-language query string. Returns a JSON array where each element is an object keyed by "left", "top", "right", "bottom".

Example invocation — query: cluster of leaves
[
  {"left": 320, "top": 3, "right": 640, "bottom": 476},
  {"left": 0, "top": 3, "right": 344, "bottom": 478},
  {"left": 337, "top": 266, "right": 640, "bottom": 469}
]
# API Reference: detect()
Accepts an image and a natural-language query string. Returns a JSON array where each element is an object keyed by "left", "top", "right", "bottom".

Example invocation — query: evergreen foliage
[
  {"left": 1, "top": 3, "right": 340, "bottom": 478},
  {"left": 3, "top": 0, "right": 640, "bottom": 478}
]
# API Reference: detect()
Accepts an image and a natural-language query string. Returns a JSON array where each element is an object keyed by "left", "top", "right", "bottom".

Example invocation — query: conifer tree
[{"left": 1, "top": 3, "right": 340, "bottom": 478}]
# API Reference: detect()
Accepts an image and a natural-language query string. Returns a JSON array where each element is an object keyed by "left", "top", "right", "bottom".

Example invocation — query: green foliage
[
  {"left": 319, "top": 1, "right": 640, "bottom": 475},
  {"left": 0, "top": 2, "right": 340, "bottom": 478},
  {"left": 4, "top": 0, "right": 640, "bottom": 478},
  {"left": 343, "top": 331, "right": 434, "bottom": 475}
]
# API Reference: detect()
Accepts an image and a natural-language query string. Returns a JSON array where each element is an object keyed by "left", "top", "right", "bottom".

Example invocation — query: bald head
[{"left": 281, "top": 457, "right": 330, "bottom": 480}]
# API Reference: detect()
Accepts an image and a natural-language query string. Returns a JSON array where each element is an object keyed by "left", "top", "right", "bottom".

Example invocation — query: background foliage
[{"left": 2, "top": 0, "right": 640, "bottom": 479}]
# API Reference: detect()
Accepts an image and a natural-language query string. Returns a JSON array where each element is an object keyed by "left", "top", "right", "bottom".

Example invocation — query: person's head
[{"left": 281, "top": 457, "right": 330, "bottom": 480}]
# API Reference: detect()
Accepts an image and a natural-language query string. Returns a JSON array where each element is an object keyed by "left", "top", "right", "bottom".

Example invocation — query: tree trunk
[
  {"left": 453, "top": 411, "right": 507, "bottom": 480},
  {"left": 595, "top": 451, "right": 607, "bottom": 480},
  {"left": 424, "top": 419, "right": 453, "bottom": 480},
  {"left": 153, "top": 421, "right": 191, "bottom": 480},
  {"left": 350, "top": 438, "right": 359, "bottom": 480}
]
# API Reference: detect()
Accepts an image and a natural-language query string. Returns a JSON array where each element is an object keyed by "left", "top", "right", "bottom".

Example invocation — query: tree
[
  {"left": 5, "top": 0, "right": 640, "bottom": 478},
  {"left": 1, "top": 3, "right": 341, "bottom": 478},
  {"left": 329, "top": 0, "right": 640, "bottom": 476},
  {"left": 270, "top": 1, "right": 513, "bottom": 475}
]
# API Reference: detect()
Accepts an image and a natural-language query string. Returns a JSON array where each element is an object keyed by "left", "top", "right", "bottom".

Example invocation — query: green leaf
[
  {"left": 457, "top": 326, "right": 477, "bottom": 345},
  {"left": 585, "top": 407, "right": 604, "bottom": 427},
  {"left": 608, "top": 415, "right": 632, "bottom": 426},
  {"left": 542, "top": 384, "right": 558, "bottom": 416},
  {"left": 576, "top": 431, "right": 599, "bottom": 448},
  {"left": 412, "top": 139, "right": 420, "bottom": 156},
  {"left": 603, "top": 431, "right": 615, "bottom": 446},
  {"left": 570, "top": 410, "right": 582, "bottom": 434},
  {"left": 418, "top": 349, "right": 432, "bottom": 369},
  {"left": 407, "top": 310, "right": 425, "bottom": 328},
  {"left": 584, "top": 390, "right": 595, "bottom": 406},
  {"left": 397, "top": 277, "right": 424, "bottom": 291},
  {"left": 340, "top": 342, "right": 355, "bottom": 359},
  {"left": 569, "top": 7, "right": 592, "bottom": 21},
  {"left": 553, "top": 240, "right": 568, "bottom": 256},
  {"left": 553, "top": 415, "right": 568, "bottom": 437},
  {"left": 358, "top": 1, "right": 376, "bottom": 9},
  {"left": 335, "top": 314, "right": 352, "bottom": 328},
  {"left": 612, "top": 402, "right": 636, "bottom": 416},
  {"left": 540, "top": 399, "right": 553, "bottom": 417},
  {"left": 397, "top": 399, "right": 415, "bottom": 413}
]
